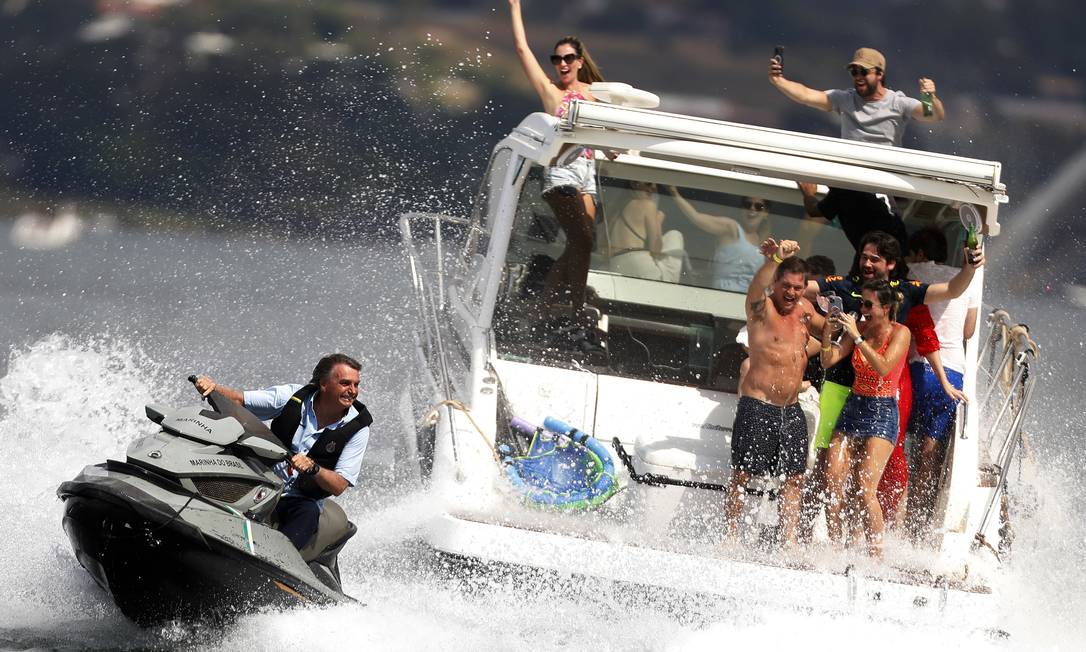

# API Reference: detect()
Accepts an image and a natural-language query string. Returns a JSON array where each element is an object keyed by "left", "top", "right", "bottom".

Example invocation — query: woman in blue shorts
[{"left": 819, "top": 280, "right": 911, "bottom": 557}]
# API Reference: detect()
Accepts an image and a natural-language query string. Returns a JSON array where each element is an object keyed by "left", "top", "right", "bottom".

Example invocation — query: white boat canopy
[{"left": 506, "top": 100, "right": 1007, "bottom": 235}]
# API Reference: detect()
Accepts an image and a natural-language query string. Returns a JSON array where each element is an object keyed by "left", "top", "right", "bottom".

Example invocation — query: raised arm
[
  {"left": 911, "top": 77, "right": 946, "bottom": 123},
  {"left": 509, "top": 0, "right": 560, "bottom": 113},
  {"left": 797, "top": 181, "right": 826, "bottom": 218},
  {"left": 666, "top": 186, "right": 739, "bottom": 239},
  {"left": 768, "top": 58, "right": 833, "bottom": 111},
  {"left": 746, "top": 238, "right": 800, "bottom": 319},
  {"left": 924, "top": 246, "right": 984, "bottom": 304}
]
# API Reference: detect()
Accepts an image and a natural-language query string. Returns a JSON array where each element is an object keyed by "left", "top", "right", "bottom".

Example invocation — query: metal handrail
[
  {"left": 399, "top": 212, "right": 468, "bottom": 401},
  {"left": 972, "top": 309, "right": 1038, "bottom": 557}
]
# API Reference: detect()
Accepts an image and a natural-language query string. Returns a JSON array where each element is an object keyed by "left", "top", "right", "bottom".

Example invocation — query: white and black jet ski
[{"left": 57, "top": 378, "right": 356, "bottom": 625}]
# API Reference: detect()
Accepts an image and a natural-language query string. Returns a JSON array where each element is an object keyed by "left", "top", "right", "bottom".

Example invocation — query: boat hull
[{"left": 426, "top": 511, "right": 999, "bottom": 628}]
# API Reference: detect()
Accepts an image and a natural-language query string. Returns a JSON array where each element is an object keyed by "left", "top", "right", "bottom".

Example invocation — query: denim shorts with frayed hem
[
  {"left": 836, "top": 393, "right": 898, "bottom": 443},
  {"left": 542, "top": 154, "right": 597, "bottom": 197}
]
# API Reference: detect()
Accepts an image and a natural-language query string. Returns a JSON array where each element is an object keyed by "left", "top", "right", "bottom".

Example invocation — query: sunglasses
[
  {"left": 550, "top": 53, "right": 580, "bottom": 65},
  {"left": 743, "top": 200, "right": 768, "bottom": 211},
  {"left": 848, "top": 65, "right": 879, "bottom": 77},
  {"left": 861, "top": 299, "right": 883, "bottom": 310}
]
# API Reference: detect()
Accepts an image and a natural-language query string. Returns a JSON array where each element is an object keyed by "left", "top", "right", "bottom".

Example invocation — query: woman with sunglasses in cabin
[
  {"left": 818, "top": 279, "right": 910, "bottom": 557},
  {"left": 509, "top": 0, "right": 605, "bottom": 338},
  {"left": 666, "top": 187, "right": 772, "bottom": 292}
]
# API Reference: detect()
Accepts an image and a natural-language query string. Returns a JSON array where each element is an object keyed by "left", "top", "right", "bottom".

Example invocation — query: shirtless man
[{"left": 724, "top": 238, "right": 821, "bottom": 545}]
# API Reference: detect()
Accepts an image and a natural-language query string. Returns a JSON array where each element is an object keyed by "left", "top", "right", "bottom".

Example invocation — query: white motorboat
[{"left": 399, "top": 89, "right": 1035, "bottom": 629}]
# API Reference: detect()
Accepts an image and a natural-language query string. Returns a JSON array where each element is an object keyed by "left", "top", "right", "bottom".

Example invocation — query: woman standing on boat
[
  {"left": 508, "top": 0, "right": 605, "bottom": 334},
  {"left": 819, "top": 280, "right": 910, "bottom": 557}
]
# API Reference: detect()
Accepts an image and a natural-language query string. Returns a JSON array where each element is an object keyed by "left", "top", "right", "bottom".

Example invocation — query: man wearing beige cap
[{"left": 769, "top": 47, "right": 943, "bottom": 147}]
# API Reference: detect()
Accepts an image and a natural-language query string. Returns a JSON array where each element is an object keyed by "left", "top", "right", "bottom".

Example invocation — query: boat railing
[
  {"left": 400, "top": 211, "right": 469, "bottom": 399},
  {"left": 971, "top": 308, "right": 1039, "bottom": 556}
]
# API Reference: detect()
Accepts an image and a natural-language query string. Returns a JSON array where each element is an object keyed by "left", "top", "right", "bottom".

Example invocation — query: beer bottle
[{"left": 965, "top": 225, "right": 982, "bottom": 264}]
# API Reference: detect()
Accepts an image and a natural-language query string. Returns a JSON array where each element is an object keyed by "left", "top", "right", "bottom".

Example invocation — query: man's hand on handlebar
[{"left": 192, "top": 375, "right": 217, "bottom": 397}]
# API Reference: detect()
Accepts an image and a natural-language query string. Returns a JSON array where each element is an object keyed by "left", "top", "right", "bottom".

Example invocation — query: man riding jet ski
[{"left": 58, "top": 354, "right": 373, "bottom": 625}]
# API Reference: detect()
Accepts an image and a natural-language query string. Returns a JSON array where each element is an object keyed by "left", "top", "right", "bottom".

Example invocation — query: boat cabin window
[
  {"left": 460, "top": 147, "right": 514, "bottom": 314},
  {"left": 491, "top": 158, "right": 977, "bottom": 392}
]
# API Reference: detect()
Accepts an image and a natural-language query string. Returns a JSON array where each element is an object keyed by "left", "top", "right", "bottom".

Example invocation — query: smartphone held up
[{"left": 773, "top": 45, "right": 784, "bottom": 71}]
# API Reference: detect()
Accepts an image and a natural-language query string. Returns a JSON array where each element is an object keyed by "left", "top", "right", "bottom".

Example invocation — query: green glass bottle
[{"left": 965, "top": 225, "right": 981, "bottom": 264}]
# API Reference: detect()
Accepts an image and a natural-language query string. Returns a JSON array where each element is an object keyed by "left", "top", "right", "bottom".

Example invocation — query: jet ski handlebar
[{"left": 187, "top": 374, "right": 293, "bottom": 464}]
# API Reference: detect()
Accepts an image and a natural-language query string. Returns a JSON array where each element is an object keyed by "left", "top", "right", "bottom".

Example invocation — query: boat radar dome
[{"left": 589, "top": 82, "right": 659, "bottom": 109}]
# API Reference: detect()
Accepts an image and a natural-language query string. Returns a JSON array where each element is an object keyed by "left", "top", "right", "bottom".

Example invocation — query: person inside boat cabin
[
  {"left": 604, "top": 181, "right": 684, "bottom": 282},
  {"left": 796, "top": 182, "right": 907, "bottom": 253},
  {"left": 768, "top": 47, "right": 944, "bottom": 147},
  {"left": 902, "top": 228, "right": 982, "bottom": 541},
  {"left": 508, "top": 0, "right": 606, "bottom": 348},
  {"left": 667, "top": 186, "right": 772, "bottom": 292},
  {"left": 724, "top": 239, "right": 823, "bottom": 546},
  {"left": 192, "top": 354, "right": 372, "bottom": 549}
]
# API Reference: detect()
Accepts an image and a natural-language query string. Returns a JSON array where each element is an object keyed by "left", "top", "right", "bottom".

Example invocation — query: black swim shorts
[{"left": 730, "top": 396, "right": 807, "bottom": 477}]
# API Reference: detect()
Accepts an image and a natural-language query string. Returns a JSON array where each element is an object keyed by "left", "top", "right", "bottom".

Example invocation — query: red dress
[{"left": 877, "top": 305, "right": 940, "bottom": 520}]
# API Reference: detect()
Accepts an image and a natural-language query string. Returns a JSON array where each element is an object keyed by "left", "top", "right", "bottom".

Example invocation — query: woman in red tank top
[{"left": 819, "top": 279, "right": 911, "bottom": 557}]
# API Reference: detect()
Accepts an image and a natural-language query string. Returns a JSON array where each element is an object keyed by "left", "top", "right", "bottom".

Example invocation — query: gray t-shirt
[{"left": 825, "top": 88, "right": 922, "bottom": 147}]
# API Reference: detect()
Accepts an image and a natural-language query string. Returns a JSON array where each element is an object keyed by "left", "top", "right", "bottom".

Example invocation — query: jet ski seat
[{"left": 299, "top": 499, "right": 357, "bottom": 563}]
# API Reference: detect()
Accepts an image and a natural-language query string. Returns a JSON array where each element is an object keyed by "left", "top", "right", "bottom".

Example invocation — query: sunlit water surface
[{"left": 1, "top": 225, "right": 1084, "bottom": 651}]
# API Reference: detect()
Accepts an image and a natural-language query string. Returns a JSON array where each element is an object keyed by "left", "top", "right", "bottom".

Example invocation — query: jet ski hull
[{"left": 59, "top": 466, "right": 346, "bottom": 625}]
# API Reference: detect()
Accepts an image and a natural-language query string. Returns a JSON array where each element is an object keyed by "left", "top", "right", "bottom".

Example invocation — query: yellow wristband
[
  {"left": 772, "top": 254, "right": 784, "bottom": 264},
  {"left": 821, "top": 345, "right": 832, "bottom": 352}
]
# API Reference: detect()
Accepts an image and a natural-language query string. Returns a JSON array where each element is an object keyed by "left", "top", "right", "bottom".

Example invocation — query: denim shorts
[
  {"left": 542, "top": 153, "right": 597, "bottom": 196},
  {"left": 836, "top": 393, "right": 898, "bottom": 443}
]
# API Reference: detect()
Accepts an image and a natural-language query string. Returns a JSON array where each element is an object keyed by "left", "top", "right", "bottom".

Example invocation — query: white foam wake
[{"left": 0, "top": 334, "right": 170, "bottom": 641}]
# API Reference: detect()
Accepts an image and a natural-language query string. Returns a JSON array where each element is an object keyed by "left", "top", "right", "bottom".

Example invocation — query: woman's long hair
[
  {"left": 862, "top": 279, "right": 903, "bottom": 323},
  {"left": 555, "top": 36, "right": 605, "bottom": 83}
]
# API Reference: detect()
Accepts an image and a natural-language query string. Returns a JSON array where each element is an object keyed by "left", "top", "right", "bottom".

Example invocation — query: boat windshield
[{"left": 492, "top": 158, "right": 974, "bottom": 391}]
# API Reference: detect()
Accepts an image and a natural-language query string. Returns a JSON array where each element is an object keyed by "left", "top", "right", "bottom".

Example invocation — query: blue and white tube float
[{"left": 501, "top": 417, "right": 618, "bottom": 510}]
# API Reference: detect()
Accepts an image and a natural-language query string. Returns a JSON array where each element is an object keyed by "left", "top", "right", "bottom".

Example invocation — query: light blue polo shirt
[{"left": 244, "top": 383, "right": 369, "bottom": 498}]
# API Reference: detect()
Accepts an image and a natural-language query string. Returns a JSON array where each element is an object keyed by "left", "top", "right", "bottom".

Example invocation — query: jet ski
[{"left": 57, "top": 378, "right": 357, "bottom": 625}]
